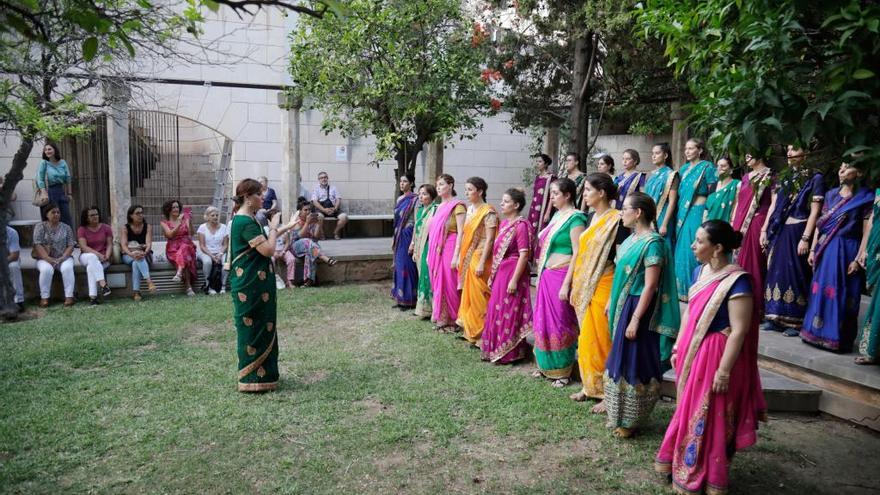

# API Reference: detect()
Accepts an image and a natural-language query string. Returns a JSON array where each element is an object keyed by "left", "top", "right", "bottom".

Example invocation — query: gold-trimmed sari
[{"left": 456, "top": 203, "right": 497, "bottom": 343}]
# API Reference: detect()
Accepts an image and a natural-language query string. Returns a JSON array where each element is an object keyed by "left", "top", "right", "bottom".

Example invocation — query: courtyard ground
[{"left": 0, "top": 283, "right": 878, "bottom": 494}]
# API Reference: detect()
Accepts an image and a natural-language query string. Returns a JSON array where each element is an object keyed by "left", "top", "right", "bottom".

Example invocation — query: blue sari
[
  {"left": 674, "top": 160, "right": 717, "bottom": 301},
  {"left": 645, "top": 166, "right": 679, "bottom": 248},
  {"left": 614, "top": 171, "right": 645, "bottom": 206},
  {"left": 391, "top": 192, "right": 418, "bottom": 306},
  {"left": 800, "top": 187, "right": 873, "bottom": 352}
]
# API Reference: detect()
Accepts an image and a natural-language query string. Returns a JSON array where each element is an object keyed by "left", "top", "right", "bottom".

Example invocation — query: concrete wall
[{"left": 592, "top": 133, "right": 673, "bottom": 173}]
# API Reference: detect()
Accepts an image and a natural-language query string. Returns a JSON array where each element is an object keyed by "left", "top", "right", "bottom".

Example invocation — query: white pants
[
  {"left": 79, "top": 253, "right": 110, "bottom": 298},
  {"left": 36, "top": 258, "right": 75, "bottom": 299},
  {"left": 8, "top": 260, "right": 24, "bottom": 303},
  {"left": 198, "top": 252, "right": 228, "bottom": 288}
]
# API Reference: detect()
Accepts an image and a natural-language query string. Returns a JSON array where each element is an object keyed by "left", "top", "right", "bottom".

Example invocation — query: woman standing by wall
[
  {"left": 35, "top": 143, "right": 73, "bottom": 227},
  {"left": 569, "top": 173, "right": 627, "bottom": 408},
  {"left": 704, "top": 156, "right": 740, "bottom": 223},
  {"left": 427, "top": 174, "right": 467, "bottom": 331},
  {"left": 801, "top": 162, "right": 873, "bottom": 352},
  {"left": 760, "top": 146, "right": 824, "bottom": 335},
  {"left": 655, "top": 220, "right": 766, "bottom": 495},
  {"left": 604, "top": 193, "right": 680, "bottom": 438},
  {"left": 456, "top": 177, "right": 497, "bottom": 344},
  {"left": 481, "top": 188, "right": 532, "bottom": 364},
  {"left": 596, "top": 154, "right": 615, "bottom": 179},
  {"left": 229, "top": 178, "right": 292, "bottom": 392},
  {"left": 614, "top": 149, "right": 646, "bottom": 207},
  {"left": 161, "top": 199, "right": 198, "bottom": 296},
  {"left": 532, "top": 178, "right": 587, "bottom": 387},
  {"left": 411, "top": 184, "right": 438, "bottom": 319},
  {"left": 731, "top": 152, "right": 773, "bottom": 314},
  {"left": 674, "top": 138, "right": 717, "bottom": 301},
  {"left": 120, "top": 204, "right": 155, "bottom": 301},
  {"left": 391, "top": 174, "right": 419, "bottom": 310},
  {"left": 644, "top": 143, "right": 679, "bottom": 247},
  {"left": 528, "top": 154, "right": 556, "bottom": 258}
]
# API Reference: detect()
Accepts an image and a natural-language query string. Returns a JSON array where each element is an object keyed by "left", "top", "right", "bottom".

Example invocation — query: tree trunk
[
  {"left": 568, "top": 33, "right": 593, "bottom": 171},
  {"left": 393, "top": 141, "right": 421, "bottom": 199},
  {"left": 0, "top": 136, "right": 34, "bottom": 319}
]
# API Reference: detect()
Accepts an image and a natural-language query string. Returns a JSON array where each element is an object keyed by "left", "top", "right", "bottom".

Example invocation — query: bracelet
[{"left": 800, "top": 236, "right": 810, "bottom": 242}]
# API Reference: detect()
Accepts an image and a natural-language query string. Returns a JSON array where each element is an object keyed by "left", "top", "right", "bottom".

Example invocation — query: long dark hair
[
  {"left": 162, "top": 199, "right": 181, "bottom": 220},
  {"left": 654, "top": 143, "right": 673, "bottom": 168},
  {"left": 127, "top": 204, "right": 144, "bottom": 225},
  {"left": 80, "top": 205, "right": 101, "bottom": 226},
  {"left": 42, "top": 143, "right": 61, "bottom": 161}
]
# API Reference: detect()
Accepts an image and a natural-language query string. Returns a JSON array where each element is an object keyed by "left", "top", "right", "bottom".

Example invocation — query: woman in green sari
[
  {"left": 411, "top": 184, "right": 439, "bottom": 319},
  {"left": 704, "top": 156, "right": 740, "bottom": 223},
  {"left": 230, "top": 178, "right": 291, "bottom": 392},
  {"left": 856, "top": 188, "right": 880, "bottom": 365},
  {"left": 674, "top": 138, "right": 717, "bottom": 301}
]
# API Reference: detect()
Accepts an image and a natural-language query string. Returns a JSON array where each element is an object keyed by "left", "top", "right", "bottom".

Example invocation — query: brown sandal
[{"left": 854, "top": 356, "right": 877, "bottom": 365}]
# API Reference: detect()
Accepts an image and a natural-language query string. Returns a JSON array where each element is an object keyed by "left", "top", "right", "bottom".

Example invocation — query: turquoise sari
[
  {"left": 645, "top": 165, "right": 679, "bottom": 247},
  {"left": 674, "top": 160, "right": 717, "bottom": 301}
]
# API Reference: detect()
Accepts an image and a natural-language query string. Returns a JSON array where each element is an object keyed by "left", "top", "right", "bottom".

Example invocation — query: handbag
[{"left": 32, "top": 165, "right": 49, "bottom": 207}]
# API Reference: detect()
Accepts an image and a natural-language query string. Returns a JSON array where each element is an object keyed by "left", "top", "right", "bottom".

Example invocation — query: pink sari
[
  {"left": 731, "top": 170, "right": 772, "bottom": 315},
  {"left": 428, "top": 199, "right": 465, "bottom": 325},
  {"left": 655, "top": 265, "right": 766, "bottom": 495},
  {"left": 162, "top": 219, "right": 197, "bottom": 281}
]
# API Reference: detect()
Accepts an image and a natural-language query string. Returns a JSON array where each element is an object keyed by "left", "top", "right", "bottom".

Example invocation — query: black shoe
[
  {"left": 90, "top": 297, "right": 100, "bottom": 306},
  {"left": 16, "top": 303, "right": 24, "bottom": 313},
  {"left": 101, "top": 285, "right": 112, "bottom": 297}
]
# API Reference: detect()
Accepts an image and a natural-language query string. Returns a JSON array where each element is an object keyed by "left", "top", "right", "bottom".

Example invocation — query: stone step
[{"left": 661, "top": 368, "right": 821, "bottom": 413}]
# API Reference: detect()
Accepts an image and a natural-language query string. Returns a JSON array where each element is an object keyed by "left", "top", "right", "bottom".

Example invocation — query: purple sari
[
  {"left": 428, "top": 199, "right": 465, "bottom": 325},
  {"left": 391, "top": 192, "right": 418, "bottom": 306},
  {"left": 800, "top": 187, "right": 873, "bottom": 351},
  {"left": 481, "top": 217, "right": 533, "bottom": 363},
  {"left": 614, "top": 171, "right": 645, "bottom": 206},
  {"left": 528, "top": 174, "right": 555, "bottom": 260}
]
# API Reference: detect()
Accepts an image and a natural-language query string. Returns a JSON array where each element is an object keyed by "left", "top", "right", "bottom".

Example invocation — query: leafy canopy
[{"left": 288, "top": 0, "right": 489, "bottom": 173}]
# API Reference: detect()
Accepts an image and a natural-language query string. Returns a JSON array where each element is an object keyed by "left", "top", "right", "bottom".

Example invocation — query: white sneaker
[
  {"left": 219, "top": 289, "right": 226, "bottom": 294},
  {"left": 186, "top": 288, "right": 195, "bottom": 297},
  {"left": 172, "top": 272, "right": 182, "bottom": 283},
  {"left": 208, "top": 289, "right": 218, "bottom": 296}
]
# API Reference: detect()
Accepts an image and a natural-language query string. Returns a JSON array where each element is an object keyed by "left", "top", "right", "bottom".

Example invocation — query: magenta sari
[
  {"left": 162, "top": 219, "right": 197, "bottom": 281},
  {"left": 481, "top": 217, "right": 533, "bottom": 363},
  {"left": 731, "top": 170, "right": 772, "bottom": 315},
  {"left": 655, "top": 265, "right": 766, "bottom": 495},
  {"left": 428, "top": 199, "right": 466, "bottom": 325}
]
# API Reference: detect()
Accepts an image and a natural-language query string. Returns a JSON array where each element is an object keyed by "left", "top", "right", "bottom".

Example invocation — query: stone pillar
[
  {"left": 543, "top": 126, "right": 560, "bottom": 168},
  {"left": 105, "top": 83, "right": 131, "bottom": 262},
  {"left": 425, "top": 139, "right": 443, "bottom": 182},
  {"left": 670, "top": 101, "right": 688, "bottom": 167},
  {"left": 278, "top": 92, "right": 303, "bottom": 223}
]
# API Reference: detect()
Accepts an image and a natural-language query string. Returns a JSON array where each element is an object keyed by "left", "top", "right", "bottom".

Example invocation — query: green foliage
[
  {"left": 288, "top": 0, "right": 489, "bottom": 175},
  {"left": 638, "top": 0, "right": 880, "bottom": 172}
]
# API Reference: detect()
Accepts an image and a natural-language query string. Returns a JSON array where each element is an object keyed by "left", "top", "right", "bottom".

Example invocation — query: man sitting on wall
[{"left": 311, "top": 171, "right": 348, "bottom": 240}]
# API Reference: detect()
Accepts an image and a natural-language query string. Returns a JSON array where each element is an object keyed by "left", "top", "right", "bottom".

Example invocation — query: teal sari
[
  {"left": 857, "top": 189, "right": 880, "bottom": 361},
  {"left": 674, "top": 160, "right": 717, "bottom": 301},
  {"left": 705, "top": 178, "right": 740, "bottom": 223},
  {"left": 645, "top": 165, "right": 679, "bottom": 247},
  {"left": 413, "top": 201, "right": 438, "bottom": 318}
]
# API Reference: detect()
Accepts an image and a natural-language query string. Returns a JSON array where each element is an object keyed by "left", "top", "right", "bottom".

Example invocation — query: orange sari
[{"left": 456, "top": 203, "right": 497, "bottom": 343}]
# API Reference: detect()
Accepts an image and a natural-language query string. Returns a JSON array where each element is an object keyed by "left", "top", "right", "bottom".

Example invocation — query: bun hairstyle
[
  {"left": 467, "top": 176, "right": 488, "bottom": 201},
  {"left": 296, "top": 196, "right": 310, "bottom": 210},
  {"left": 437, "top": 173, "right": 457, "bottom": 196},
  {"left": 403, "top": 173, "right": 416, "bottom": 185},
  {"left": 553, "top": 177, "right": 577, "bottom": 205},
  {"left": 654, "top": 142, "right": 673, "bottom": 168},
  {"left": 566, "top": 151, "right": 581, "bottom": 165},
  {"left": 419, "top": 183, "right": 438, "bottom": 200},
  {"left": 701, "top": 220, "right": 744, "bottom": 253},
  {"left": 598, "top": 154, "right": 615, "bottom": 175},
  {"left": 585, "top": 172, "right": 618, "bottom": 203},
  {"left": 233, "top": 178, "right": 263, "bottom": 209},
  {"left": 687, "top": 137, "right": 708, "bottom": 160},
  {"left": 623, "top": 149, "right": 640, "bottom": 166},
  {"left": 537, "top": 153, "right": 553, "bottom": 168},
  {"left": 626, "top": 192, "right": 657, "bottom": 227},
  {"left": 504, "top": 187, "right": 526, "bottom": 213}
]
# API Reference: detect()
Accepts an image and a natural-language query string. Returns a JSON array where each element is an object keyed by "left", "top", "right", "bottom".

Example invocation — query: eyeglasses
[
  {"left": 134, "top": 211, "right": 144, "bottom": 215},
  {"left": 318, "top": 176, "right": 328, "bottom": 180}
]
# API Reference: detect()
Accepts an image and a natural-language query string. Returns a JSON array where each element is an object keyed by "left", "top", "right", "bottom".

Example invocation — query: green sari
[
  {"left": 705, "top": 178, "right": 740, "bottom": 223},
  {"left": 857, "top": 189, "right": 880, "bottom": 361},
  {"left": 230, "top": 214, "right": 279, "bottom": 392},
  {"left": 674, "top": 160, "right": 717, "bottom": 300},
  {"left": 413, "top": 201, "right": 438, "bottom": 318},
  {"left": 608, "top": 232, "right": 681, "bottom": 363}
]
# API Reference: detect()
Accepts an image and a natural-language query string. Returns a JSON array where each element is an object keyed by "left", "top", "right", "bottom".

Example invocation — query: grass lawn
[{"left": 1, "top": 283, "right": 878, "bottom": 494}]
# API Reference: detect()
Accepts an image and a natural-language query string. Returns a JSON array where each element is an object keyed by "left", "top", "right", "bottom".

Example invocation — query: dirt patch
[
  {"left": 302, "top": 369, "right": 328, "bottom": 385},
  {"left": 184, "top": 324, "right": 225, "bottom": 350},
  {"left": 354, "top": 397, "right": 393, "bottom": 420}
]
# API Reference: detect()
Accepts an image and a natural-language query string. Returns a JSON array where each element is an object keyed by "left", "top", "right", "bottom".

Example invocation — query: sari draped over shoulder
[
  {"left": 704, "top": 179, "right": 740, "bottom": 223},
  {"left": 481, "top": 217, "right": 533, "bottom": 363},
  {"left": 731, "top": 170, "right": 773, "bottom": 315},
  {"left": 801, "top": 187, "right": 874, "bottom": 352},
  {"left": 615, "top": 172, "right": 646, "bottom": 206},
  {"left": 528, "top": 174, "right": 556, "bottom": 260},
  {"left": 674, "top": 160, "right": 717, "bottom": 301},
  {"left": 391, "top": 192, "right": 418, "bottom": 306},
  {"left": 230, "top": 215, "right": 279, "bottom": 392},
  {"left": 428, "top": 199, "right": 466, "bottom": 326},
  {"left": 413, "top": 201, "right": 439, "bottom": 318},
  {"left": 645, "top": 166, "right": 680, "bottom": 247},
  {"left": 857, "top": 190, "right": 880, "bottom": 361},
  {"left": 533, "top": 209, "right": 587, "bottom": 378},
  {"left": 457, "top": 203, "right": 498, "bottom": 342},
  {"left": 656, "top": 265, "right": 766, "bottom": 495},
  {"left": 604, "top": 232, "right": 680, "bottom": 430},
  {"left": 570, "top": 209, "right": 621, "bottom": 398}
]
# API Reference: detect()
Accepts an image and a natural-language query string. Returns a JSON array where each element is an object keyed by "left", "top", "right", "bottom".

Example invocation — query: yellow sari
[
  {"left": 569, "top": 209, "right": 621, "bottom": 398},
  {"left": 456, "top": 203, "right": 497, "bottom": 343}
]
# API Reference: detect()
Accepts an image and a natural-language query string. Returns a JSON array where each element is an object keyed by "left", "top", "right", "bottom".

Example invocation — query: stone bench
[
  {"left": 8, "top": 220, "right": 41, "bottom": 248},
  {"left": 323, "top": 214, "right": 394, "bottom": 238}
]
